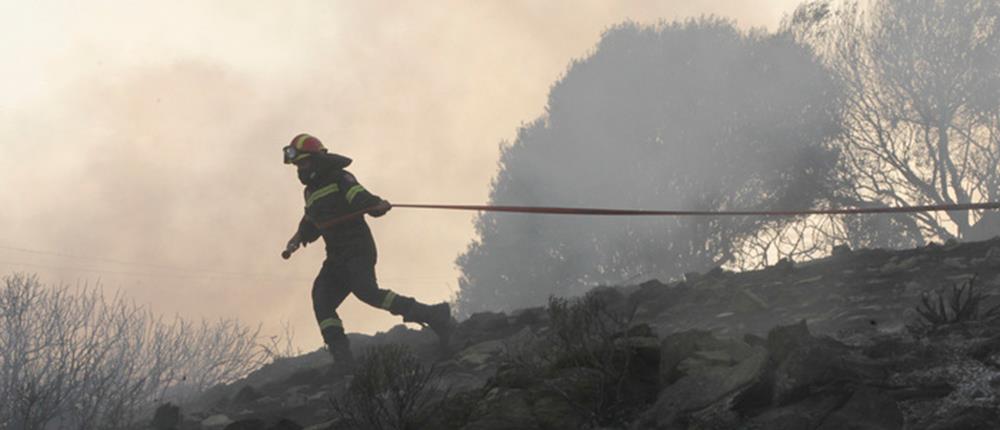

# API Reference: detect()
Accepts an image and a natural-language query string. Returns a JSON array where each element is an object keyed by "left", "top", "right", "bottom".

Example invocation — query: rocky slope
[{"left": 153, "top": 238, "right": 1000, "bottom": 430}]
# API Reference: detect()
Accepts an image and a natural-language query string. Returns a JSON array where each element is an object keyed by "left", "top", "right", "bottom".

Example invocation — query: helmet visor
[{"left": 283, "top": 145, "right": 310, "bottom": 164}]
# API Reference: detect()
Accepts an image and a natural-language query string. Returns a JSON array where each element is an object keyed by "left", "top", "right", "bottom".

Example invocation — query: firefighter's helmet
[{"left": 283, "top": 133, "right": 327, "bottom": 164}]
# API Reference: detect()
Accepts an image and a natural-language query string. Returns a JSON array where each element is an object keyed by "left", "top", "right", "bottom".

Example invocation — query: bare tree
[
  {"left": 0, "top": 273, "right": 272, "bottom": 430},
  {"left": 788, "top": 0, "right": 1000, "bottom": 245}
]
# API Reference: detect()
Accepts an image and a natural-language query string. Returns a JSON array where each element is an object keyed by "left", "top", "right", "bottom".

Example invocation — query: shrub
[
  {"left": 500, "top": 290, "right": 644, "bottom": 426},
  {"left": 913, "top": 275, "right": 1000, "bottom": 331},
  {"left": 0, "top": 273, "right": 271, "bottom": 430},
  {"left": 330, "top": 343, "right": 447, "bottom": 430}
]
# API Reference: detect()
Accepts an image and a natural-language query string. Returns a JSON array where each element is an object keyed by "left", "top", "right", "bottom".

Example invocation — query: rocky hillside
[{"left": 152, "top": 238, "right": 1000, "bottom": 430}]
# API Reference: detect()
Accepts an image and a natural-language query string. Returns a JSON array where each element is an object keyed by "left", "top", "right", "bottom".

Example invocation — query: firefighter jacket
[{"left": 296, "top": 154, "right": 384, "bottom": 252}]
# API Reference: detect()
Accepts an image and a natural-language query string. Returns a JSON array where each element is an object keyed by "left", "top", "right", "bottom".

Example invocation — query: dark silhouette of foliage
[
  {"left": 330, "top": 344, "right": 447, "bottom": 430},
  {"left": 914, "top": 275, "right": 1000, "bottom": 329},
  {"left": 500, "top": 290, "right": 650, "bottom": 427},
  {"left": 457, "top": 18, "right": 843, "bottom": 316}
]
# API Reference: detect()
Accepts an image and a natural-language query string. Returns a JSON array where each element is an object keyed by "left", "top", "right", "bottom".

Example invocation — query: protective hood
[
  {"left": 299, "top": 153, "right": 354, "bottom": 186},
  {"left": 322, "top": 153, "right": 353, "bottom": 169}
]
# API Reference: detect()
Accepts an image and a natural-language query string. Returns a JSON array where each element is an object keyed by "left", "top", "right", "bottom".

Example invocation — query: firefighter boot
[
  {"left": 404, "top": 301, "right": 454, "bottom": 348},
  {"left": 323, "top": 328, "right": 356, "bottom": 375}
]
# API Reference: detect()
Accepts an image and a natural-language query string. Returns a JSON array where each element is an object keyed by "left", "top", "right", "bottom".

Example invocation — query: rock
[
  {"left": 641, "top": 345, "right": 767, "bottom": 428},
  {"left": 462, "top": 388, "right": 541, "bottom": 430},
  {"left": 706, "top": 266, "right": 727, "bottom": 278},
  {"left": 462, "top": 312, "right": 509, "bottom": 333},
  {"left": 284, "top": 367, "right": 324, "bottom": 388},
  {"left": 660, "top": 330, "right": 714, "bottom": 384},
  {"left": 232, "top": 385, "right": 263, "bottom": 405},
  {"left": 253, "top": 395, "right": 280, "bottom": 409},
  {"left": 885, "top": 383, "right": 953, "bottom": 401},
  {"left": 832, "top": 244, "right": 852, "bottom": 257},
  {"left": 815, "top": 387, "right": 903, "bottom": 430},
  {"left": 268, "top": 419, "right": 304, "bottom": 430},
  {"left": 224, "top": 419, "right": 265, "bottom": 430},
  {"left": 925, "top": 406, "right": 1000, "bottom": 430},
  {"left": 740, "top": 289, "right": 769, "bottom": 310},
  {"left": 897, "top": 255, "right": 921, "bottom": 271},
  {"left": 202, "top": 414, "right": 234, "bottom": 430},
  {"left": 511, "top": 306, "right": 546, "bottom": 326},
  {"left": 732, "top": 320, "right": 889, "bottom": 417},
  {"left": 302, "top": 420, "right": 335, "bottom": 430},
  {"left": 770, "top": 334, "right": 885, "bottom": 405},
  {"left": 685, "top": 271, "right": 703, "bottom": 283},
  {"left": 943, "top": 257, "right": 967, "bottom": 269},
  {"left": 457, "top": 339, "right": 506, "bottom": 367},
  {"left": 283, "top": 392, "right": 308, "bottom": 408},
  {"left": 739, "top": 393, "right": 847, "bottom": 430},
  {"left": 880, "top": 258, "right": 904, "bottom": 274},
  {"left": 765, "top": 320, "right": 812, "bottom": 363},
  {"left": 151, "top": 403, "right": 181, "bottom": 430},
  {"left": 770, "top": 258, "right": 795, "bottom": 274},
  {"left": 982, "top": 246, "right": 1000, "bottom": 265}
]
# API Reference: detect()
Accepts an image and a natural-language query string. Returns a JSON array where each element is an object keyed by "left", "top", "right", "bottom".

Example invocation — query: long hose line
[
  {"left": 392, "top": 202, "right": 1000, "bottom": 216},
  {"left": 313, "top": 201, "right": 1000, "bottom": 230}
]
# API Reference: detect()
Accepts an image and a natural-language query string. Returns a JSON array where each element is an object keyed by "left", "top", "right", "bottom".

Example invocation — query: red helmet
[{"left": 283, "top": 133, "right": 328, "bottom": 164}]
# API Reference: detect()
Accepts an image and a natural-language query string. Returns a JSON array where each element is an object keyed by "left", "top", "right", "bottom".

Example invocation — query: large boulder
[
  {"left": 201, "top": 414, "right": 234, "bottom": 430},
  {"left": 637, "top": 333, "right": 768, "bottom": 428},
  {"left": 815, "top": 388, "right": 903, "bottom": 430},
  {"left": 738, "top": 394, "right": 847, "bottom": 430}
]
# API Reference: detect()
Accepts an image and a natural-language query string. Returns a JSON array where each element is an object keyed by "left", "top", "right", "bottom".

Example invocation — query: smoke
[
  {"left": 456, "top": 18, "right": 844, "bottom": 315},
  {"left": 0, "top": 1, "right": 801, "bottom": 350}
]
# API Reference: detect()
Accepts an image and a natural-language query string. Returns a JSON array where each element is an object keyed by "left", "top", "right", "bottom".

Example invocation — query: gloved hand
[
  {"left": 282, "top": 234, "right": 302, "bottom": 260},
  {"left": 369, "top": 199, "right": 392, "bottom": 217}
]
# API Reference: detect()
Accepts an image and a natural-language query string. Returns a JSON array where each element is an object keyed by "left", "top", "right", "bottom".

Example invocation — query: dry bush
[
  {"left": 913, "top": 275, "right": 1000, "bottom": 332},
  {"left": 0, "top": 273, "right": 271, "bottom": 430},
  {"left": 260, "top": 319, "right": 301, "bottom": 363},
  {"left": 330, "top": 343, "right": 447, "bottom": 430},
  {"left": 500, "top": 290, "right": 642, "bottom": 426}
]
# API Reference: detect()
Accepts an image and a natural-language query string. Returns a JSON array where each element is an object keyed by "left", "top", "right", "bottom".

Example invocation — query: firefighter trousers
[{"left": 311, "top": 241, "right": 415, "bottom": 345}]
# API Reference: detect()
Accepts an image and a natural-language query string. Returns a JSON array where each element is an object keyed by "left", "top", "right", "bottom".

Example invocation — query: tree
[
  {"left": 456, "top": 18, "right": 843, "bottom": 316},
  {"left": 788, "top": 0, "right": 1000, "bottom": 246}
]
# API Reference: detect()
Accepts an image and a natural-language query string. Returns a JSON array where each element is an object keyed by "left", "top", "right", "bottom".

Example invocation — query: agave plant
[{"left": 915, "top": 275, "right": 1000, "bottom": 328}]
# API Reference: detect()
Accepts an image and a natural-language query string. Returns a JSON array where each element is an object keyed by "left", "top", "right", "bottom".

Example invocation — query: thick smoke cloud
[
  {"left": 456, "top": 18, "right": 843, "bottom": 316},
  {"left": 0, "top": 1, "right": 801, "bottom": 350}
]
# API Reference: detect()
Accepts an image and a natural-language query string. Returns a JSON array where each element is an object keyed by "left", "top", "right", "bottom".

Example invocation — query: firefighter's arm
[
  {"left": 341, "top": 172, "right": 391, "bottom": 217},
  {"left": 296, "top": 216, "right": 322, "bottom": 244},
  {"left": 282, "top": 216, "right": 320, "bottom": 259}
]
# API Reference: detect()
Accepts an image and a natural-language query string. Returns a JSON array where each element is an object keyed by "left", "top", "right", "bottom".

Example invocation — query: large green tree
[{"left": 456, "top": 19, "right": 843, "bottom": 316}]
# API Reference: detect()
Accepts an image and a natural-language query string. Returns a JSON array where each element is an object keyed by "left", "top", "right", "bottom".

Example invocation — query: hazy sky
[{"left": 1, "top": 0, "right": 802, "bottom": 350}]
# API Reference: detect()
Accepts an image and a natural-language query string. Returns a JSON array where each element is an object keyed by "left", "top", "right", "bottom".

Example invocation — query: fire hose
[{"left": 280, "top": 201, "right": 1000, "bottom": 259}]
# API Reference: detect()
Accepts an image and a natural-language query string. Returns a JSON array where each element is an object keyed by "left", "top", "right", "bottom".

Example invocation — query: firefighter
[{"left": 281, "top": 133, "right": 452, "bottom": 369}]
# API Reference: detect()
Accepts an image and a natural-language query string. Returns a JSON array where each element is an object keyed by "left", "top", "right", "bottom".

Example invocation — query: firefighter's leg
[
  {"left": 312, "top": 259, "right": 354, "bottom": 369},
  {"left": 345, "top": 253, "right": 453, "bottom": 346}
]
